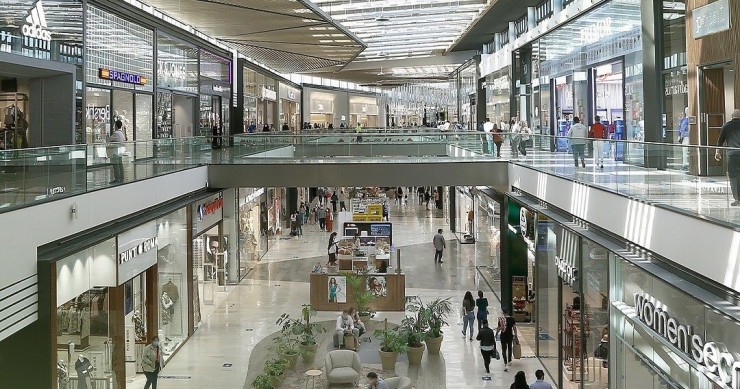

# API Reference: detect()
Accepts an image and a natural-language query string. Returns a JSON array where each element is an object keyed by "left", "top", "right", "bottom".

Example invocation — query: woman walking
[
  {"left": 517, "top": 120, "right": 532, "bottom": 157},
  {"left": 476, "top": 291, "right": 489, "bottom": 332},
  {"left": 493, "top": 124, "right": 504, "bottom": 157},
  {"left": 510, "top": 371, "right": 529, "bottom": 389},
  {"left": 462, "top": 291, "right": 476, "bottom": 341},
  {"left": 496, "top": 307, "right": 518, "bottom": 371},
  {"left": 327, "top": 232, "right": 338, "bottom": 266}
]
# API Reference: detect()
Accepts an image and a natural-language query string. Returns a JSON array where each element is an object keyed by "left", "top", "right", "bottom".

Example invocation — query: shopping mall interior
[{"left": 1, "top": 0, "right": 740, "bottom": 389}]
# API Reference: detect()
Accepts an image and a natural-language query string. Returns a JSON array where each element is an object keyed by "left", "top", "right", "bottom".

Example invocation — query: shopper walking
[
  {"left": 497, "top": 307, "right": 518, "bottom": 371},
  {"left": 396, "top": 187, "right": 403, "bottom": 205},
  {"left": 331, "top": 191, "right": 338, "bottom": 212},
  {"left": 476, "top": 291, "right": 489, "bottom": 332},
  {"left": 529, "top": 369, "right": 554, "bottom": 389},
  {"left": 517, "top": 121, "right": 532, "bottom": 157},
  {"left": 678, "top": 108, "right": 690, "bottom": 170},
  {"left": 462, "top": 291, "right": 476, "bottom": 341},
  {"left": 317, "top": 187, "right": 325, "bottom": 205},
  {"left": 567, "top": 117, "right": 588, "bottom": 168},
  {"left": 476, "top": 319, "right": 497, "bottom": 375},
  {"left": 142, "top": 336, "right": 164, "bottom": 389},
  {"left": 417, "top": 186, "right": 425, "bottom": 204},
  {"left": 483, "top": 118, "right": 495, "bottom": 155},
  {"left": 510, "top": 119, "right": 521, "bottom": 158},
  {"left": 339, "top": 190, "right": 348, "bottom": 211},
  {"left": 327, "top": 232, "right": 338, "bottom": 266},
  {"left": 493, "top": 123, "right": 504, "bottom": 157},
  {"left": 510, "top": 371, "right": 529, "bottom": 389},
  {"left": 317, "top": 206, "right": 327, "bottom": 230},
  {"left": 433, "top": 228, "right": 445, "bottom": 264},
  {"left": 325, "top": 207, "right": 334, "bottom": 231},
  {"left": 715, "top": 109, "right": 740, "bottom": 206},
  {"left": 107, "top": 119, "right": 126, "bottom": 184},
  {"left": 424, "top": 189, "right": 431, "bottom": 210},
  {"left": 296, "top": 209, "right": 304, "bottom": 237},
  {"left": 590, "top": 116, "right": 608, "bottom": 169}
]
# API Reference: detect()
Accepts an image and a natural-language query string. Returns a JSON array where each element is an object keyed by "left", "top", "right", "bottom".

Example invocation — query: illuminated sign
[
  {"left": 98, "top": 68, "right": 148, "bottom": 86},
  {"left": 262, "top": 87, "right": 276, "bottom": 101},
  {"left": 197, "top": 196, "right": 224, "bottom": 221},
  {"left": 213, "top": 85, "right": 224, "bottom": 93},
  {"left": 555, "top": 256, "right": 577, "bottom": 285},
  {"left": 633, "top": 293, "right": 740, "bottom": 388},
  {"left": 158, "top": 60, "right": 186, "bottom": 79},
  {"left": 22, "top": 1, "right": 52, "bottom": 41}
]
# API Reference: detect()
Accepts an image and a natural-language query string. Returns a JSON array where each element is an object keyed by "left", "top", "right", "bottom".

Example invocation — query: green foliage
[
  {"left": 424, "top": 297, "right": 453, "bottom": 338},
  {"left": 403, "top": 296, "right": 453, "bottom": 344},
  {"left": 264, "top": 358, "right": 288, "bottom": 378},
  {"left": 373, "top": 327, "right": 408, "bottom": 353},
  {"left": 252, "top": 374, "right": 274, "bottom": 389},
  {"left": 270, "top": 335, "right": 299, "bottom": 356},
  {"left": 345, "top": 273, "right": 376, "bottom": 314},
  {"left": 276, "top": 304, "right": 326, "bottom": 346},
  {"left": 401, "top": 298, "right": 427, "bottom": 347}
]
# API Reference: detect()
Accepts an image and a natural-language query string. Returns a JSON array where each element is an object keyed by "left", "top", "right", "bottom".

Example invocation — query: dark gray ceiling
[{"left": 450, "top": 0, "right": 542, "bottom": 52}]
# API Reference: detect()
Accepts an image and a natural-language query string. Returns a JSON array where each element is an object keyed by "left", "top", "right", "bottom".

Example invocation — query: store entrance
[
  {"left": 698, "top": 62, "right": 735, "bottom": 176},
  {"left": 0, "top": 58, "right": 76, "bottom": 148},
  {"left": 592, "top": 60, "right": 625, "bottom": 161},
  {"left": 192, "top": 225, "right": 228, "bottom": 330},
  {"left": 156, "top": 92, "right": 195, "bottom": 139}
]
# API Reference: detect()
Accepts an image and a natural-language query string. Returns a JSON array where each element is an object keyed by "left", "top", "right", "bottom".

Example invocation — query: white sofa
[
  {"left": 385, "top": 376, "right": 412, "bottom": 389},
  {"left": 325, "top": 350, "right": 362, "bottom": 386}
]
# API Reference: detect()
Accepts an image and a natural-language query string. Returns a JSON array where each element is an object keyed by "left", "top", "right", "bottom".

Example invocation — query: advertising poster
[
  {"left": 328, "top": 276, "right": 347, "bottom": 303},
  {"left": 367, "top": 276, "right": 387, "bottom": 297}
]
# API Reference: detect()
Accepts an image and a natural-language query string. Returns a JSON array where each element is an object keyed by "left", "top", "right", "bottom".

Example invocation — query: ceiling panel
[{"left": 137, "top": 0, "right": 366, "bottom": 73}]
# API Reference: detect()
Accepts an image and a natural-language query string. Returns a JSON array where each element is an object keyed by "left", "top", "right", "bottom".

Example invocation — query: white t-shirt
[{"left": 483, "top": 122, "right": 494, "bottom": 133}]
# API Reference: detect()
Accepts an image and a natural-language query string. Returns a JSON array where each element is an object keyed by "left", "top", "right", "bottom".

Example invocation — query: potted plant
[
  {"left": 264, "top": 358, "right": 288, "bottom": 387},
  {"left": 270, "top": 336, "right": 300, "bottom": 368},
  {"left": 402, "top": 297, "right": 427, "bottom": 366},
  {"left": 373, "top": 319, "right": 408, "bottom": 370},
  {"left": 345, "top": 273, "right": 376, "bottom": 317},
  {"left": 252, "top": 374, "right": 274, "bottom": 389},
  {"left": 422, "top": 297, "right": 452, "bottom": 355},
  {"left": 276, "top": 304, "right": 327, "bottom": 363}
]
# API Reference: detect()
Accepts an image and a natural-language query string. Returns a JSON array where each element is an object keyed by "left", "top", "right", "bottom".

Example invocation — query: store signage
[
  {"left": 262, "top": 87, "right": 277, "bottom": 101},
  {"left": 212, "top": 85, "right": 224, "bottom": 93},
  {"left": 665, "top": 81, "right": 688, "bottom": 96},
  {"left": 47, "top": 186, "right": 65, "bottom": 196},
  {"left": 519, "top": 207, "right": 527, "bottom": 234},
  {"left": 579, "top": 17, "right": 612, "bottom": 45},
  {"left": 118, "top": 237, "right": 158, "bottom": 265},
  {"left": 194, "top": 193, "right": 224, "bottom": 235},
  {"left": 693, "top": 0, "right": 731, "bottom": 39},
  {"left": 554, "top": 256, "right": 577, "bottom": 285},
  {"left": 158, "top": 60, "right": 186, "bottom": 79},
  {"left": 633, "top": 293, "right": 740, "bottom": 388},
  {"left": 197, "top": 196, "right": 224, "bottom": 222},
  {"left": 22, "top": 1, "right": 52, "bottom": 41},
  {"left": 117, "top": 222, "right": 158, "bottom": 284},
  {"left": 287, "top": 90, "right": 296, "bottom": 100},
  {"left": 86, "top": 105, "right": 110, "bottom": 121},
  {"left": 98, "top": 68, "right": 148, "bottom": 86}
]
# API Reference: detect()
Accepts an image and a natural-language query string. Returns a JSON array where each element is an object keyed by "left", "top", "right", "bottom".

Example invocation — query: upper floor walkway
[{"left": 1, "top": 129, "right": 738, "bottom": 227}]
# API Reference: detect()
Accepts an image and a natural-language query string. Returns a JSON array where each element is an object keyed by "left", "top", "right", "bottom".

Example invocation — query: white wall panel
[{"left": 509, "top": 164, "right": 740, "bottom": 293}]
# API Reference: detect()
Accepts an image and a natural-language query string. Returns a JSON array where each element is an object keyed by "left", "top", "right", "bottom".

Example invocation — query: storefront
[
  {"left": 528, "top": 0, "right": 642, "bottom": 162},
  {"left": 237, "top": 188, "right": 266, "bottom": 270},
  {"left": 349, "top": 95, "right": 379, "bottom": 128},
  {"left": 485, "top": 68, "right": 512, "bottom": 129},
  {"left": 452, "top": 187, "right": 477, "bottom": 243},
  {"left": 279, "top": 82, "right": 301, "bottom": 132},
  {"left": 304, "top": 87, "right": 343, "bottom": 129},
  {"left": 48, "top": 204, "right": 191, "bottom": 389},
  {"left": 155, "top": 32, "right": 198, "bottom": 140},
  {"left": 236, "top": 60, "right": 278, "bottom": 133},
  {"left": 198, "top": 50, "right": 231, "bottom": 139},
  {"left": 0, "top": 0, "right": 83, "bottom": 148},
  {"left": 191, "top": 192, "right": 228, "bottom": 330},
  {"left": 502, "top": 199, "right": 537, "bottom": 323}
]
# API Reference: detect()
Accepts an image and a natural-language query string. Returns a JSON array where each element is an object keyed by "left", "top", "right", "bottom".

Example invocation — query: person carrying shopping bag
[
  {"left": 462, "top": 291, "right": 476, "bottom": 341},
  {"left": 496, "top": 307, "right": 518, "bottom": 371}
]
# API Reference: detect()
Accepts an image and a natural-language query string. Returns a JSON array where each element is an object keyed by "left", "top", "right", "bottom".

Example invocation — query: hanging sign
[
  {"left": 194, "top": 193, "right": 224, "bottom": 235},
  {"left": 21, "top": 1, "right": 52, "bottom": 41},
  {"left": 693, "top": 0, "right": 731, "bottom": 39},
  {"left": 99, "top": 68, "right": 148, "bottom": 86},
  {"left": 554, "top": 256, "right": 577, "bottom": 285},
  {"left": 213, "top": 85, "right": 225, "bottom": 93},
  {"left": 262, "top": 87, "right": 277, "bottom": 101},
  {"left": 117, "top": 222, "right": 158, "bottom": 284}
]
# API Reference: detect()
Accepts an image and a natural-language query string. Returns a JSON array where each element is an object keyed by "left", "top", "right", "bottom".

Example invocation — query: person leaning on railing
[
  {"left": 715, "top": 109, "right": 740, "bottom": 206},
  {"left": 106, "top": 120, "right": 126, "bottom": 184}
]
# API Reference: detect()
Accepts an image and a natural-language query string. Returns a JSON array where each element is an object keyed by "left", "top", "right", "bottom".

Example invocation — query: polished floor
[{"left": 146, "top": 203, "right": 552, "bottom": 389}]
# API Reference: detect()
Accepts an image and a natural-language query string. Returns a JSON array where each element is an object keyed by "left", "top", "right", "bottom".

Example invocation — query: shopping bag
[
  {"left": 513, "top": 338, "right": 522, "bottom": 359},
  {"left": 494, "top": 348, "right": 501, "bottom": 360}
]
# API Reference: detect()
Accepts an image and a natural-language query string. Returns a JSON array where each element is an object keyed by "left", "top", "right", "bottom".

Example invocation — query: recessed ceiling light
[{"left": 375, "top": 16, "right": 390, "bottom": 22}]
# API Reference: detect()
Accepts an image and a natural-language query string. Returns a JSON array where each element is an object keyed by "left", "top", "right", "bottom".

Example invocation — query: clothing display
[
  {"left": 162, "top": 280, "right": 180, "bottom": 303},
  {"left": 161, "top": 292, "right": 175, "bottom": 325},
  {"left": 57, "top": 361, "right": 69, "bottom": 389},
  {"left": 133, "top": 312, "right": 146, "bottom": 341}
]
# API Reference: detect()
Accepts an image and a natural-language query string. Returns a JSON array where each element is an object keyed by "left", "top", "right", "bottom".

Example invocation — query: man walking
[
  {"left": 107, "top": 120, "right": 126, "bottom": 184},
  {"left": 433, "top": 228, "right": 445, "bottom": 264},
  {"left": 530, "top": 369, "right": 554, "bottom": 389},
  {"left": 715, "top": 109, "right": 740, "bottom": 205},
  {"left": 590, "top": 116, "right": 608, "bottom": 169},
  {"left": 339, "top": 190, "right": 348, "bottom": 211},
  {"left": 476, "top": 319, "right": 497, "bottom": 376},
  {"left": 567, "top": 117, "right": 588, "bottom": 168}
]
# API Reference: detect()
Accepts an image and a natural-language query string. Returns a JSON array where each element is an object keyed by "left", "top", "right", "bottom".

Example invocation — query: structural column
[{"left": 641, "top": 0, "right": 667, "bottom": 169}]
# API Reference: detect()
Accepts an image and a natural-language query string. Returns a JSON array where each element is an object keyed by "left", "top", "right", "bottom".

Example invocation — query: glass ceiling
[{"left": 313, "top": 0, "right": 487, "bottom": 61}]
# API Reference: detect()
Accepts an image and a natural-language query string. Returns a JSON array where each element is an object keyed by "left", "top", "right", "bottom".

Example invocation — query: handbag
[{"left": 513, "top": 337, "right": 522, "bottom": 359}]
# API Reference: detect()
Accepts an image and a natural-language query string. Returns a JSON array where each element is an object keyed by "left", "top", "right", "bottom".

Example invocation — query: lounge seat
[
  {"left": 325, "top": 350, "right": 361, "bottom": 386},
  {"left": 385, "top": 376, "right": 412, "bottom": 389}
]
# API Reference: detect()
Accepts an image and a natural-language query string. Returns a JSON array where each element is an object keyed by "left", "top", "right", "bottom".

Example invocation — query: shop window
[{"left": 85, "top": 87, "right": 110, "bottom": 145}]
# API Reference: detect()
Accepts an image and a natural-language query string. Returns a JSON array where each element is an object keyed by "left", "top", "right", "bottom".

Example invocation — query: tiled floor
[{"left": 147, "top": 203, "right": 551, "bottom": 389}]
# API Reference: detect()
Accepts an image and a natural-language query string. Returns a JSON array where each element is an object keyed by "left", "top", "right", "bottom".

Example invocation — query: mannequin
[
  {"left": 466, "top": 207, "right": 474, "bottom": 235},
  {"left": 74, "top": 355, "right": 93, "bottom": 389},
  {"left": 132, "top": 310, "right": 146, "bottom": 341},
  {"left": 160, "top": 292, "right": 174, "bottom": 325},
  {"left": 57, "top": 360, "right": 69, "bottom": 389}
]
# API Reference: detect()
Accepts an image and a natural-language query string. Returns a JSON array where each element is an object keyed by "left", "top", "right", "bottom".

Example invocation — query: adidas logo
[{"left": 21, "top": 1, "right": 52, "bottom": 41}]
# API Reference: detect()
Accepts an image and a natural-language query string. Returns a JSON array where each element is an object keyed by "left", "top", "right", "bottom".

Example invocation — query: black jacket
[{"left": 476, "top": 326, "right": 496, "bottom": 347}]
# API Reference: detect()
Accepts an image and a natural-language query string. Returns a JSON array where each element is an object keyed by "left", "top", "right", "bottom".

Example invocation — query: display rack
[{"left": 562, "top": 306, "right": 591, "bottom": 382}]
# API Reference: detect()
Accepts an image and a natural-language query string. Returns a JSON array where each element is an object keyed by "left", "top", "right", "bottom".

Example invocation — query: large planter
[
  {"left": 268, "top": 373, "right": 284, "bottom": 387},
  {"left": 282, "top": 352, "right": 299, "bottom": 368},
  {"left": 425, "top": 336, "right": 443, "bottom": 355},
  {"left": 407, "top": 344, "right": 425, "bottom": 365},
  {"left": 300, "top": 342, "right": 319, "bottom": 363},
  {"left": 379, "top": 349, "right": 399, "bottom": 370}
]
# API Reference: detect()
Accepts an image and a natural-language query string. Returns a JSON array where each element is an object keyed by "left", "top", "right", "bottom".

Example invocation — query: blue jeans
[
  {"left": 477, "top": 311, "right": 488, "bottom": 332},
  {"left": 571, "top": 144, "right": 586, "bottom": 165},
  {"left": 463, "top": 311, "right": 475, "bottom": 338}
]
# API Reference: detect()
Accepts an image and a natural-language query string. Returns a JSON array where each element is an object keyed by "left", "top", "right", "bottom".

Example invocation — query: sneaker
[
  {"left": 581, "top": 160, "right": 586, "bottom": 168},
  {"left": 438, "top": 261, "right": 444, "bottom": 264},
  {"left": 469, "top": 337, "right": 473, "bottom": 342},
  {"left": 462, "top": 331, "right": 466, "bottom": 338},
  {"left": 504, "top": 367, "right": 508, "bottom": 372},
  {"left": 732, "top": 201, "right": 739, "bottom": 206}
]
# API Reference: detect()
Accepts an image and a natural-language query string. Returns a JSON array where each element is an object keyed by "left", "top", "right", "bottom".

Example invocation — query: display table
[{"left": 310, "top": 272, "right": 405, "bottom": 311}]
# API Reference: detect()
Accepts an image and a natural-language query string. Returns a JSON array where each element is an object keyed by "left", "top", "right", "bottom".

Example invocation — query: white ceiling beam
[{"left": 341, "top": 50, "right": 477, "bottom": 71}]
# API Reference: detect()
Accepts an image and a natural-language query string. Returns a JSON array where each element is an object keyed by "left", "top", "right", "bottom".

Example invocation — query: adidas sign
[{"left": 22, "top": 1, "right": 52, "bottom": 41}]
